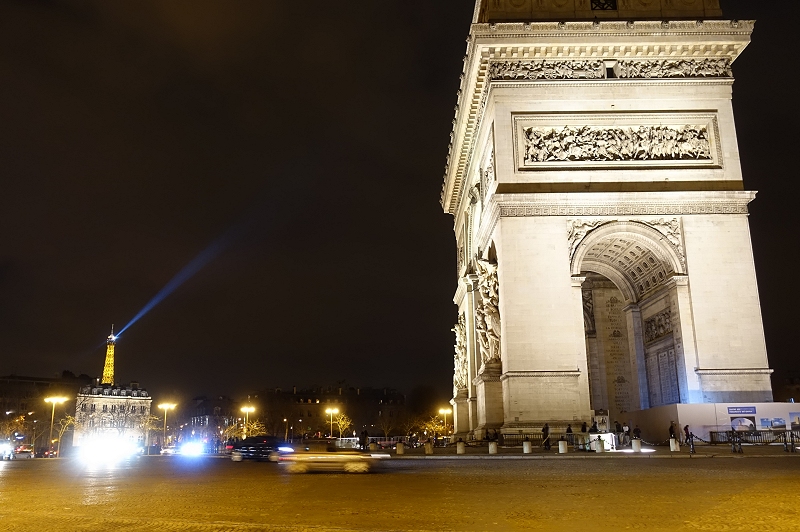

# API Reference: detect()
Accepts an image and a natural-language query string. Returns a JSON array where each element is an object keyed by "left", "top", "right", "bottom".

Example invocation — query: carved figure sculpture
[
  {"left": 476, "top": 259, "right": 501, "bottom": 363},
  {"left": 452, "top": 314, "right": 468, "bottom": 391}
]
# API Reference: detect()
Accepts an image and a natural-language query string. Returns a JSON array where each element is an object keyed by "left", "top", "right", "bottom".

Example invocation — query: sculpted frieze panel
[
  {"left": 488, "top": 60, "right": 604, "bottom": 81},
  {"left": 644, "top": 309, "right": 672, "bottom": 344},
  {"left": 522, "top": 125, "right": 711, "bottom": 164},
  {"left": 617, "top": 59, "right": 731, "bottom": 79},
  {"left": 513, "top": 113, "right": 720, "bottom": 169}
]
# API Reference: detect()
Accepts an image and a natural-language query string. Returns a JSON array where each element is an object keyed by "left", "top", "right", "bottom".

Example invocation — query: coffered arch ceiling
[{"left": 571, "top": 221, "right": 685, "bottom": 303}]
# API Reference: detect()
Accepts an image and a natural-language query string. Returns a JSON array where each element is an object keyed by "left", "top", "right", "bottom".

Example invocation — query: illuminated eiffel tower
[{"left": 101, "top": 325, "right": 116, "bottom": 385}]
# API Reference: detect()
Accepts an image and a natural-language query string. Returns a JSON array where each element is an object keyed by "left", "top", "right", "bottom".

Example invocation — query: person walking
[
  {"left": 566, "top": 424, "right": 573, "bottom": 445},
  {"left": 542, "top": 423, "right": 551, "bottom": 450},
  {"left": 622, "top": 422, "right": 630, "bottom": 445}
]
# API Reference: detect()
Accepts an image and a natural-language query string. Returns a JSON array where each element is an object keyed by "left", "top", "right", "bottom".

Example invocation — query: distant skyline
[{"left": 1, "top": 1, "right": 797, "bottom": 404}]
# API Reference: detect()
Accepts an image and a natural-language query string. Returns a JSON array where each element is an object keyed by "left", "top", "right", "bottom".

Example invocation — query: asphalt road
[{"left": 1, "top": 454, "right": 798, "bottom": 531}]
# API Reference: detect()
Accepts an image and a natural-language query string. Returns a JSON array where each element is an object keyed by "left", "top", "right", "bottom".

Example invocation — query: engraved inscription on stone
[
  {"left": 522, "top": 125, "right": 711, "bottom": 164},
  {"left": 489, "top": 60, "right": 604, "bottom": 81},
  {"left": 600, "top": 294, "right": 632, "bottom": 413},
  {"left": 617, "top": 59, "right": 731, "bottom": 79}
]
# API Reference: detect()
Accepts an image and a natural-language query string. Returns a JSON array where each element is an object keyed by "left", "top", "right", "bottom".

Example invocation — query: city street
[{"left": 1, "top": 454, "right": 798, "bottom": 531}]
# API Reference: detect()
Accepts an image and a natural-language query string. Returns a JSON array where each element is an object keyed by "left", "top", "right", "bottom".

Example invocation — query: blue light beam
[{"left": 115, "top": 235, "right": 229, "bottom": 338}]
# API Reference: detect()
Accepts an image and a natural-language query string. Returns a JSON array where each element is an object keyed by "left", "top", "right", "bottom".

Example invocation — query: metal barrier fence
[{"left": 709, "top": 430, "right": 800, "bottom": 445}]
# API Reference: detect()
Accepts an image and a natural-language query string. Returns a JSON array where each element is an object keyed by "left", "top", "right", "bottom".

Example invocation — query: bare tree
[
  {"left": 376, "top": 414, "right": 396, "bottom": 438},
  {"left": 55, "top": 416, "right": 75, "bottom": 457},
  {"left": 334, "top": 413, "right": 352, "bottom": 439}
]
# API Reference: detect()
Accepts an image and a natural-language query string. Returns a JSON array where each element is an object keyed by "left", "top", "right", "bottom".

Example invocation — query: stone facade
[
  {"left": 444, "top": 1, "right": 772, "bottom": 439},
  {"left": 72, "top": 382, "right": 153, "bottom": 447}
]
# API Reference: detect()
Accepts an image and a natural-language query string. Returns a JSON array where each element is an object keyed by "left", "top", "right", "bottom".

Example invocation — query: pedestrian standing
[
  {"left": 581, "top": 421, "right": 587, "bottom": 433},
  {"left": 542, "top": 423, "right": 551, "bottom": 450},
  {"left": 633, "top": 425, "right": 641, "bottom": 440},
  {"left": 622, "top": 422, "right": 630, "bottom": 445},
  {"left": 566, "top": 424, "right": 573, "bottom": 445},
  {"left": 683, "top": 425, "right": 690, "bottom": 443}
]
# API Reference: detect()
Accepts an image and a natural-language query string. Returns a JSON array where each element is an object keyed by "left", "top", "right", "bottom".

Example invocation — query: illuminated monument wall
[{"left": 443, "top": 0, "right": 772, "bottom": 439}]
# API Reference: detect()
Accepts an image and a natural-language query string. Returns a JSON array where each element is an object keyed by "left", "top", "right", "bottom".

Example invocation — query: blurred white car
[{"left": 277, "top": 440, "right": 386, "bottom": 473}]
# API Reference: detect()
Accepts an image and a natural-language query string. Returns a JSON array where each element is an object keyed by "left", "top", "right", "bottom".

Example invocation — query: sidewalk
[{"left": 387, "top": 441, "right": 800, "bottom": 459}]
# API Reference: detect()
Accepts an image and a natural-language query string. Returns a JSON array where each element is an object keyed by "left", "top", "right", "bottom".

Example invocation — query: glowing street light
[
  {"left": 283, "top": 418, "right": 288, "bottom": 441},
  {"left": 241, "top": 406, "right": 255, "bottom": 439},
  {"left": 44, "top": 397, "right": 67, "bottom": 457},
  {"left": 325, "top": 408, "right": 338, "bottom": 438},
  {"left": 158, "top": 403, "right": 176, "bottom": 446},
  {"left": 439, "top": 408, "right": 452, "bottom": 437}
]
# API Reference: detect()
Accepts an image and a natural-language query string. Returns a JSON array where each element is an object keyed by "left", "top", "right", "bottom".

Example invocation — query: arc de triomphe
[{"left": 442, "top": 0, "right": 773, "bottom": 439}]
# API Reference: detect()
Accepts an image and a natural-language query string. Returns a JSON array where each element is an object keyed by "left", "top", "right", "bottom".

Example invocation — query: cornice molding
[
  {"left": 494, "top": 191, "right": 755, "bottom": 217},
  {"left": 501, "top": 370, "right": 582, "bottom": 380},
  {"left": 695, "top": 368, "right": 773, "bottom": 376}
]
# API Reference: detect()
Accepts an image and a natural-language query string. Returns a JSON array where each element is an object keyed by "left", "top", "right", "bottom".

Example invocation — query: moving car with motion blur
[
  {"left": 230, "top": 435, "right": 286, "bottom": 462},
  {"left": 276, "top": 439, "right": 386, "bottom": 473},
  {"left": 14, "top": 444, "right": 34, "bottom": 459},
  {"left": 1, "top": 440, "right": 14, "bottom": 460}
]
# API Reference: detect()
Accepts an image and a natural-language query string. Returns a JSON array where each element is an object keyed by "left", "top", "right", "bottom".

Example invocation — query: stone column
[
  {"left": 671, "top": 275, "right": 702, "bottom": 403},
  {"left": 464, "top": 274, "right": 480, "bottom": 433},
  {"left": 623, "top": 303, "right": 649, "bottom": 410}
]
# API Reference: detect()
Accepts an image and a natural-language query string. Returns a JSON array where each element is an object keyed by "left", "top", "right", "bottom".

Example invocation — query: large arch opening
[{"left": 572, "top": 221, "right": 688, "bottom": 417}]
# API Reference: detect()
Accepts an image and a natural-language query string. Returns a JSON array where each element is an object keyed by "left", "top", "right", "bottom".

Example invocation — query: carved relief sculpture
[
  {"left": 582, "top": 288, "right": 596, "bottom": 333},
  {"left": 617, "top": 59, "right": 732, "bottom": 78},
  {"left": 523, "top": 125, "right": 711, "bottom": 164},
  {"left": 489, "top": 60, "right": 605, "bottom": 81},
  {"left": 644, "top": 309, "right": 672, "bottom": 343},
  {"left": 567, "top": 219, "right": 606, "bottom": 261},
  {"left": 476, "top": 259, "right": 501, "bottom": 364},
  {"left": 452, "top": 314, "right": 468, "bottom": 391}
]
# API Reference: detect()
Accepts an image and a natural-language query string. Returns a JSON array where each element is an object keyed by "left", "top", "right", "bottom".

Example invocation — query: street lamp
[
  {"left": 158, "top": 403, "right": 176, "bottom": 447},
  {"left": 325, "top": 408, "right": 338, "bottom": 438},
  {"left": 44, "top": 397, "right": 67, "bottom": 457},
  {"left": 283, "top": 418, "right": 288, "bottom": 441},
  {"left": 241, "top": 406, "right": 255, "bottom": 439},
  {"left": 439, "top": 408, "right": 452, "bottom": 439}
]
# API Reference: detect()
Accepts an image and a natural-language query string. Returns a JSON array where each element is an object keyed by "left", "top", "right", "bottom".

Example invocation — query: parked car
[
  {"left": 276, "top": 439, "right": 384, "bottom": 473},
  {"left": 230, "top": 436, "right": 284, "bottom": 462},
  {"left": 14, "top": 444, "right": 34, "bottom": 459}
]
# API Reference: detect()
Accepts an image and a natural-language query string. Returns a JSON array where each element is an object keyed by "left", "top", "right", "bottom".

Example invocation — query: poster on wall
[
  {"left": 790, "top": 413, "right": 800, "bottom": 430},
  {"left": 730, "top": 417, "right": 756, "bottom": 431},
  {"left": 759, "top": 418, "right": 786, "bottom": 430}
]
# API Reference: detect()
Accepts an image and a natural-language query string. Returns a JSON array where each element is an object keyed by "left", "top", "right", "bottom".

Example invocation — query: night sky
[{"left": 1, "top": 1, "right": 796, "bottom": 405}]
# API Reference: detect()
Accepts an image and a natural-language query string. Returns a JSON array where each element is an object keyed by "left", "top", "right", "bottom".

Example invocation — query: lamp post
[
  {"left": 283, "top": 418, "right": 288, "bottom": 441},
  {"left": 158, "top": 403, "right": 176, "bottom": 447},
  {"left": 439, "top": 408, "right": 452, "bottom": 441},
  {"left": 44, "top": 397, "right": 67, "bottom": 457},
  {"left": 325, "top": 408, "right": 338, "bottom": 438},
  {"left": 240, "top": 406, "right": 255, "bottom": 439}
]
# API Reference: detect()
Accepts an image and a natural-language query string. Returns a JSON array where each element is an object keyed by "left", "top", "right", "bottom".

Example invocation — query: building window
[{"left": 90, "top": 404, "right": 96, "bottom": 412}]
